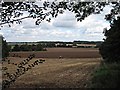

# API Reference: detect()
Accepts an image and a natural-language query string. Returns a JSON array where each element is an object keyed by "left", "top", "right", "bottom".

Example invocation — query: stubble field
[{"left": 2, "top": 48, "right": 101, "bottom": 88}]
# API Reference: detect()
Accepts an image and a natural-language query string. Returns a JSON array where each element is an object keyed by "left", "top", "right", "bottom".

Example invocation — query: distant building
[
  {"left": 55, "top": 43, "right": 64, "bottom": 47},
  {"left": 76, "top": 44, "right": 96, "bottom": 48},
  {"left": 66, "top": 44, "right": 73, "bottom": 47},
  {"left": 72, "top": 46, "right": 77, "bottom": 48}
]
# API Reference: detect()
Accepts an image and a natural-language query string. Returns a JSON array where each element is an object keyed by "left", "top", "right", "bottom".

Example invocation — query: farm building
[{"left": 76, "top": 44, "right": 96, "bottom": 48}]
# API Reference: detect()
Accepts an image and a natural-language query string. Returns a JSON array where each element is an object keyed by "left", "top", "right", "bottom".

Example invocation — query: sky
[{"left": 0, "top": 2, "right": 112, "bottom": 42}]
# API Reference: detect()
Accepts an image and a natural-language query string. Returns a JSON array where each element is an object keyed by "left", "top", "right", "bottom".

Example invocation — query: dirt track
[
  {"left": 3, "top": 57, "right": 101, "bottom": 88},
  {"left": 9, "top": 48, "right": 101, "bottom": 58}
]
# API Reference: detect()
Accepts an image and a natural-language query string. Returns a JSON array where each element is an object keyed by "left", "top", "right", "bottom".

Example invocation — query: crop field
[
  {"left": 9, "top": 48, "right": 101, "bottom": 58},
  {"left": 2, "top": 48, "right": 101, "bottom": 89}
]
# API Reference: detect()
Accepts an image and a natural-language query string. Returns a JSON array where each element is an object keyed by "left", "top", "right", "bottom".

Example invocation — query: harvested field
[
  {"left": 9, "top": 48, "right": 101, "bottom": 58},
  {"left": 2, "top": 48, "right": 102, "bottom": 89},
  {"left": 2, "top": 57, "right": 101, "bottom": 88}
]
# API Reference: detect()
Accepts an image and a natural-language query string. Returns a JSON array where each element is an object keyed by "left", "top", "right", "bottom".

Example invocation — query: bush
[{"left": 90, "top": 63, "right": 120, "bottom": 88}]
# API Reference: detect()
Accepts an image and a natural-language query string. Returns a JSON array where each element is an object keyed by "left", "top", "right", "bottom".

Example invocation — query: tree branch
[{"left": 0, "top": 16, "right": 31, "bottom": 26}]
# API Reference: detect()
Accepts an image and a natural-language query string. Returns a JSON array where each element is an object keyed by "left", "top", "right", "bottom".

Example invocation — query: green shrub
[{"left": 90, "top": 63, "right": 120, "bottom": 88}]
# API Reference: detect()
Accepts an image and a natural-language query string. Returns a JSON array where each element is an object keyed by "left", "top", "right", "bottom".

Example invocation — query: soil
[{"left": 9, "top": 48, "right": 101, "bottom": 58}]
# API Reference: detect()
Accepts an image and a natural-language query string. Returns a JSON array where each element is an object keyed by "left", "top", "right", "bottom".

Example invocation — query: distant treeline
[
  {"left": 73, "top": 41, "right": 102, "bottom": 44},
  {"left": 35, "top": 41, "right": 102, "bottom": 48},
  {"left": 8, "top": 41, "right": 102, "bottom": 45},
  {"left": 37, "top": 41, "right": 102, "bottom": 44},
  {"left": 8, "top": 41, "right": 102, "bottom": 52},
  {"left": 9, "top": 44, "right": 46, "bottom": 52}
]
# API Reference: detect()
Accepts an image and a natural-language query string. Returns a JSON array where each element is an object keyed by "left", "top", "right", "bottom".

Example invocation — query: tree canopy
[
  {"left": 0, "top": 1, "right": 120, "bottom": 27},
  {"left": 99, "top": 17, "right": 120, "bottom": 63}
]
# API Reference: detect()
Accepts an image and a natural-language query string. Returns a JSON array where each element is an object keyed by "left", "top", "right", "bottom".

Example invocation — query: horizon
[{"left": 7, "top": 40, "right": 103, "bottom": 43}]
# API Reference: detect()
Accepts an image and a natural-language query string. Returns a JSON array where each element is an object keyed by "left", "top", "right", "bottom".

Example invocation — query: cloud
[
  {"left": 0, "top": 4, "right": 112, "bottom": 42},
  {"left": 52, "top": 10, "right": 77, "bottom": 28}
]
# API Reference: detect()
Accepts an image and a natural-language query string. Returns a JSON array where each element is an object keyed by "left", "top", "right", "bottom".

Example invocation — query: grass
[{"left": 90, "top": 62, "right": 120, "bottom": 88}]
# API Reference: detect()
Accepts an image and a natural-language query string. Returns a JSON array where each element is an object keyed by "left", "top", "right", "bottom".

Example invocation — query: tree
[
  {"left": 2, "top": 37, "right": 9, "bottom": 58},
  {"left": 0, "top": 1, "right": 120, "bottom": 26},
  {"left": 99, "top": 17, "right": 120, "bottom": 63},
  {"left": 36, "top": 44, "right": 43, "bottom": 51},
  {"left": 19, "top": 44, "right": 29, "bottom": 51},
  {"left": 0, "top": 1, "right": 119, "bottom": 27},
  {"left": 12, "top": 44, "right": 20, "bottom": 51}
]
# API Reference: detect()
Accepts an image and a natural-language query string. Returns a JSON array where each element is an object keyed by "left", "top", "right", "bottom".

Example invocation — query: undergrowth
[{"left": 90, "top": 62, "right": 120, "bottom": 88}]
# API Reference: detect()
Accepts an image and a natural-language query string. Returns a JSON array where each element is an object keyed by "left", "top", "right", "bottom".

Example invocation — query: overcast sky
[{"left": 0, "top": 3, "right": 112, "bottom": 42}]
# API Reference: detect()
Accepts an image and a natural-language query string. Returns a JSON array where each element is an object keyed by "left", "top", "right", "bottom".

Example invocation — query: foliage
[
  {"left": 36, "top": 44, "right": 44, "bottom": 51},
  {"left": 12, "top": 44, "right": 20, "bottom": 51},
  {"left": 99, "top": 17, "right": 120, "bottom": 63},
  {"left": 2, "top": 37, "right": 10, "bottom": 58},
  {"left": 1, "top": 1, "right": 119, "bottom": 27},
  {"left": 90, "top": 63, "right": 120, "bottom": 88},
  {"left": 12, "top": 43, "right": 46, "bottom": 51}
]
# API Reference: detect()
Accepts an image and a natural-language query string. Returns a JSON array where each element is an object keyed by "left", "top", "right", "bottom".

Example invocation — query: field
[
  {"left": 9, "top": 48, "right": 101, "bottom": 58},
  {"left": 2, "top": 48, "right": 101, "bottom": 88}
]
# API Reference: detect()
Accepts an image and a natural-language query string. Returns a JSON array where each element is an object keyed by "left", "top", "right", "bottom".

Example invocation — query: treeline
[
  {"left": 38, "top": 41, "right": 102, "bottom": 45},
  {"left": 7, "top": 41, "right": 103, "bottom": 51},
  {"left": 73, "top": 41, "right": 102, "bottom": 44},
  {"left": 37, "top": 41, "right": 102, "bottom": 48},
  {"left": 11, "top": 44, "right": 46, "bottom": 52}
]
